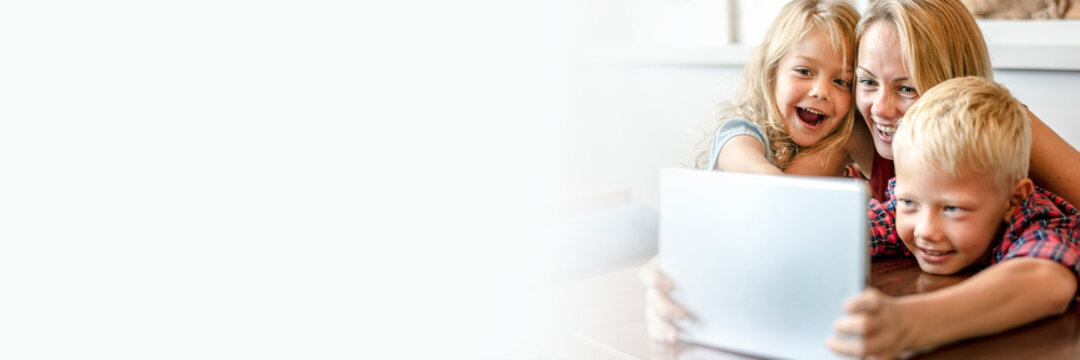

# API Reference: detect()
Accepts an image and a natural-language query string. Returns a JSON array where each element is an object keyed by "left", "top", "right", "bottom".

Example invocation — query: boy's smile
[
  {"left": 916, "top": 247, "right": 956, "bottom": 264},
  {"left": 893, "top": 154, "right": 1016, "bottom": 275}
]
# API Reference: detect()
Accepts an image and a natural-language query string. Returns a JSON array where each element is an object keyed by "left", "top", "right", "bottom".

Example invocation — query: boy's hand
[
  {"left": 827, "top": 288, "right": 917, "bottom": 359},
  {"left": 639, "top": 256, "right": 688, "bottom": 344}
]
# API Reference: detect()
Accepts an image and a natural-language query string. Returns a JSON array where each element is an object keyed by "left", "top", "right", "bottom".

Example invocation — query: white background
[
  {"left": 2, "top": 1, "right": 1076, "bottom": 359},
  {"left": 0, "top": 1, "right": 581, "bottom": 358}
]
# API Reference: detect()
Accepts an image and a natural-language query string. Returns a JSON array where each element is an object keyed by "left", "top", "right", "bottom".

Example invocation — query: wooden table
[{"left": 546, "top": 257, "right": 1080, "bottom": 359}]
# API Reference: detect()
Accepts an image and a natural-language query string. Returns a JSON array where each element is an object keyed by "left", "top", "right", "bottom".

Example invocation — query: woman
[
  {"left": 643, "top": 0, "right": 1080, "bottom": 345},
  {"left": 831, "top": 0, "right": 1080, "bottom": 205}
]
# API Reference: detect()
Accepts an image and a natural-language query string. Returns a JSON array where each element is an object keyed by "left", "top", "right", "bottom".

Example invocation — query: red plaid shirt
[{"left": 869, "top": 178, "right": 1080, "bottom": 287}]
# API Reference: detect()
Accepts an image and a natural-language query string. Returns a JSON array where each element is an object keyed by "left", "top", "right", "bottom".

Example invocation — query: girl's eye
[
  {"left": 834, "top": 79, "right": 852, "bottom": 89},
  {"left": 795, "top": 68, "right": 812, "bottom": 76},
  {"left": 858, "top": 78, "right": 877, "bottom": 88},
  {"left": 898, "top": 199, "right": 914, "bottom": 207}
]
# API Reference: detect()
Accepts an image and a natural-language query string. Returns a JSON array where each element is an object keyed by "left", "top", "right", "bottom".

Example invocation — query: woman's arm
[
  {"left": 828, "top": 258, "right": 1076, "bottom": 358},
  {"left": 1028, "top": 108, "right": 1080, "bottom": 206}
]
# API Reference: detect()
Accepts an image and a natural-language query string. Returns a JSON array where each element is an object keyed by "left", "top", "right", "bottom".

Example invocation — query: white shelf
[
  {"left": 582, "top": 45, "right": 753, "bottom": 67},
  {"left": 977, "top": 20, "right": 1080, "bottom": 46},
  {"left": 989, "top": 45, "right": 1080, "bottom": 71},
  {"left": 583, "top": 44, "right": 1080, "bottom": 71}
]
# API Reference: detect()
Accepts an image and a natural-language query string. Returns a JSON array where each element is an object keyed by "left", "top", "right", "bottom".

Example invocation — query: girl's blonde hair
[
  {"left": 857, "top": 0, "right": 992, "bottom": 93},
  {"left": 694, "top": 0, "right": 859, "bottom": 170},
  {"left": 894, "top": 77, "right": 1029, "bottom": 192}
]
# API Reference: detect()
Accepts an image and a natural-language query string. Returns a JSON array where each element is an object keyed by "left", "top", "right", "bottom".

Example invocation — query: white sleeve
[{"left": 706, "top": 118, "right": 774, "bottom": 170}]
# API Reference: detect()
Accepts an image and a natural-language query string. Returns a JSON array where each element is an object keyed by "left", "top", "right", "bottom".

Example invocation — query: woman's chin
[{"left": 874, "top": 142, "right": 894, "bottom": 160}]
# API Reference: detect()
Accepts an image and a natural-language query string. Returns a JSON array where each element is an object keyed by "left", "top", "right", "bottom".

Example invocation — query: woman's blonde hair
[
  {"left": 857, "top": 0, "right": 992, "bottom": 93},
  {"left": 894, "top": 77, "right": 1029, "bottom": 191},
  {"left": 694, "top": 0, "right": 859, "bottom": 170}
]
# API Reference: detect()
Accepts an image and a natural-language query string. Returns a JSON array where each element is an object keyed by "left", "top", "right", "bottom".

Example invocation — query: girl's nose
[{"left": 809, "top": 78, "right": 831, "bottom": 101}]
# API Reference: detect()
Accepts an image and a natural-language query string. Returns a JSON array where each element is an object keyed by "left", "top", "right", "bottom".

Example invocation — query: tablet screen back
[{"left": 659, "top": 168, "right": 867, "bottom": 360}]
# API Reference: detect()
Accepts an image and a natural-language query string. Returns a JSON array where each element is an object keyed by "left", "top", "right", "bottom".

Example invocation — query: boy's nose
[{"left": 913, "top": 213, "right": 943, "bottom": 243}]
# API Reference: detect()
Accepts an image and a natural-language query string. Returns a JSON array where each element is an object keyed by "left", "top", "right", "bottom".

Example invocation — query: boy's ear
[{"left": 1003, "top": 178, "right": 1035, "bottom": 223}]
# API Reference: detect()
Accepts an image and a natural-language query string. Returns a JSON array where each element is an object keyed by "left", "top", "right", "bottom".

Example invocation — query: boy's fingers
[
  {"left": 833, "top": 314, "right": 870, "bottom": 336},
  {"left": 647, "top": 287, "right": 687, "bottom": 320},
  {"left": 859, "top": 335, "right": 898, "bottom": 360},
  {"left": 844, "top": 289, "right": 882, "bottom": 313},
  {"left": 826, "top": 336, "right": 865, "bottom": 358}
]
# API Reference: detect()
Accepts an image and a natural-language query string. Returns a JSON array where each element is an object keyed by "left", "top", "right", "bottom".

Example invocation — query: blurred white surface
[{"left": 635, "top": 0, "right": 733, "bottom": 48}]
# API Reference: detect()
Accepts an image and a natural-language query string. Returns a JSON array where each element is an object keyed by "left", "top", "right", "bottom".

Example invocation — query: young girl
[
  {"left": 645, "top": 0, "right": 860, "bottom": 343},
  {"left": 695, "top": 0, "right": 859, "bottom": 176}
]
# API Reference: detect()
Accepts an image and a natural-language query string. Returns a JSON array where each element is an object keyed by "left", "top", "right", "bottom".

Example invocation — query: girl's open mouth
[{"left": 797, "top": 107, "right": 827, "bottom": 128}]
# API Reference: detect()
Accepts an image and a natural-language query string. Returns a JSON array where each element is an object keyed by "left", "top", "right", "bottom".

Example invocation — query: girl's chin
[
  {"left": 790, "top": 133, "right": 821, "bottom": 148},
  {"left": 789, "top": 123, "right": 836, "bottom": 148}
]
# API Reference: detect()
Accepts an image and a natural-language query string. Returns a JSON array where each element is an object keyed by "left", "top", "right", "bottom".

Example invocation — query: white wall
[
  {"left": 567, "top": 64, "right": 742, "bottom": 208},
  {"left": 995, "top": 70, "right": 1080, "bottom": 148}
]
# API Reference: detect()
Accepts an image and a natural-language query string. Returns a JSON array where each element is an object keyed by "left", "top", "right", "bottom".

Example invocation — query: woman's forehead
[
  {"left": 859, "top": 23, "right": 899, "bottom": 54},
  {"left": 857, "top": 23, "right": 904, "bottom": 74}
]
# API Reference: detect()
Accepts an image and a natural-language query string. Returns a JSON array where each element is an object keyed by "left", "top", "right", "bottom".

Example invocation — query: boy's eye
[
  {"left": 834, "top": 79, "right": 852, "bottom": 88},
  {"left": 943, "top": 205, "right": 963, "bottom": 213},
  {"left": 898, "top": 199, "right": 915, "bottom": 207}
]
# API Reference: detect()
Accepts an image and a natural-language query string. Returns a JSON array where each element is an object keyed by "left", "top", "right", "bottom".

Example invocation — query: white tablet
[{"left": 660, "top": 168, "right": 868, "bottom": 360}]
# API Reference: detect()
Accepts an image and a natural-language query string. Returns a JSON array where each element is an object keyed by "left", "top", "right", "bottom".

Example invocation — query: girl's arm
[
  {"left": 719, "top": 126, "right": 866, "bottom": 177},
  {"left": 785, "top": 119, "right": 874, "bottom": 177},
  {"left": 714, "top": 136, "right": 784, "bottom": 175},
  {"left": 1028, "top": 108, "right": 1080, "bottom": 206},
  {"left": 639, "top": 256, "right": 687, "bottom": 344},
  {"left": 783, "top": 145, "right": 850, "bottom": 176}
]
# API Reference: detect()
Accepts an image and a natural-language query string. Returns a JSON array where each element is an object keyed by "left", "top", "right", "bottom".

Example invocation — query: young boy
[{"left": 826, "top": 76, "right": 1080, "bottom": 358}]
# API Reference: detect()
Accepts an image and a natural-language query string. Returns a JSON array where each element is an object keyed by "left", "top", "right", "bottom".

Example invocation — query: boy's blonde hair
[
  {"left": 857, "top": 0, "right": 992, "bottom": 93},
  {"left": 694, "top": 0, "right": 859, "bottom": 170},
  {"left": 894, "top": 77, "right": 1030, "bottom": 191}
]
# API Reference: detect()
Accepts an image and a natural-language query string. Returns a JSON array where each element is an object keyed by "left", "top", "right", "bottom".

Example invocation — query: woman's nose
[{"left": 871, "top": 91, "right": 898, "bottom": 120}]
